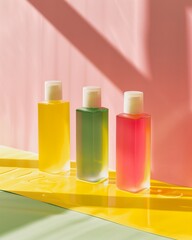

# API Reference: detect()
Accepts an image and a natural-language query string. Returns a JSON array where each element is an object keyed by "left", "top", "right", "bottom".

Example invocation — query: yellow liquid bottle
[{"left": 38, "top": 81, "right": 70, "bottom": 173}]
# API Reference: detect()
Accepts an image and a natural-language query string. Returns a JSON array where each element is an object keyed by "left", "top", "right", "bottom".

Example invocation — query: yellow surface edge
[{"left": 0, "top": 146, "right": 192, "bottom": 239}]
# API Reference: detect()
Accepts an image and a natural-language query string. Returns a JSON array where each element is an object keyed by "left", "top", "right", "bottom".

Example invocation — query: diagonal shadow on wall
[{"left": 27, "top": 0, "right": 148, "bottom": 91}]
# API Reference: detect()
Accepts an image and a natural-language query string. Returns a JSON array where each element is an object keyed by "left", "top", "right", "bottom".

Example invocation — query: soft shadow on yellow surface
[
  {"left": 0, "top": 159, "right": 38, "bottom": 168},
  {"left": 0, "top": 147, "right": 192, "bottom": 239}
]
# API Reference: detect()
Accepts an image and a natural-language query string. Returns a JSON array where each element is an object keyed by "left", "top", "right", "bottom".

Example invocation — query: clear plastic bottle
[
  {"left": 38, "top": 81, "right": 70, "bottom": 173},
  {"left": 76, "top": 86, "right": 108, "bottom": 182},
  {"left": 116, "top": 91, "right": 151, "bottom": 192}
]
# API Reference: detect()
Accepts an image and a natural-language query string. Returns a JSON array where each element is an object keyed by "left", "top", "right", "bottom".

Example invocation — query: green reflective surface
[{"left": 0, "top": 191, "right": 170, "bottom": 240}]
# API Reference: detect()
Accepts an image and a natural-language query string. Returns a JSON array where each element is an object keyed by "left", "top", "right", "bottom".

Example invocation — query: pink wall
[{"left": 1, "top": 0, "right": 192, "bottom": 187}]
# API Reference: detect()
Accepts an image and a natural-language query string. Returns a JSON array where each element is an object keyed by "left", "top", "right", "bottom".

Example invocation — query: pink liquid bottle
[{"left": 116, "top": 91, "right": 151, "bottom": 192}]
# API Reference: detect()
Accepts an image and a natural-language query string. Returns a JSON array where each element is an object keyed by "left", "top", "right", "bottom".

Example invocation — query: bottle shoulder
[
  {"left": 38, "top": 100, "right": 69, "bottom": 106},
  {"left": 117, "top": 113, "right": 151, "bottom": 119},
  {"left": 76, "top": 107, "right": 108, "bottom": 113}
]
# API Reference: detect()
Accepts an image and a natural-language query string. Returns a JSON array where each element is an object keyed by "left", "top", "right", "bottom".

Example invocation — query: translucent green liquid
[{"left": 76, "top": 108, "right": 108, "bottom": 182}]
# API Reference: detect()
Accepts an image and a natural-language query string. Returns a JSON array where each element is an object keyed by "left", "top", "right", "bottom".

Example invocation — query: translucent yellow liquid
[{"left": 38, "top": 101, "right": 70, "bottom": 173}]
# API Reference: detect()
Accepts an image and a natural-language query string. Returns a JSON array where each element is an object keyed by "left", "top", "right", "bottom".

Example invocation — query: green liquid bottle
[{"left": 76, "top": 86, "right": 108, "bottom": 182}]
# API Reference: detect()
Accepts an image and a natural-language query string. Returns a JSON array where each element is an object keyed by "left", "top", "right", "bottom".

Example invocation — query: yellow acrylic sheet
[{"left": 0, "top": 146, "right": 192, "bottom": 240}]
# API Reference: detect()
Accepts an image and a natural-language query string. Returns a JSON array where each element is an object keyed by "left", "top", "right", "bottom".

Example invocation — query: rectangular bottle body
[
  {"left": 116, "top": 113, "right": 151, "bottom": 192},
  {"left": 38, "top": 101, "right": 70, "bottom": 173},
  {"left": 76, "top": 108, "right": 108, "bottom": 182}
]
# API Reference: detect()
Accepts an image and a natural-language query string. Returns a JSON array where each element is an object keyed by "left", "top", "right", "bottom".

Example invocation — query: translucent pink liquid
[{"left": 116, "top": 113, "right": 151, "bottom": 192}]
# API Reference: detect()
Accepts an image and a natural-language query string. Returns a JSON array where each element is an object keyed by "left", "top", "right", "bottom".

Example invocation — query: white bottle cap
[
  {"left": 45, "top": 80, "right": 62, "bottom": 101},
  {"left": 83, "top": 86, "right": 101, "bottom": 108},
  {"left": 124, "top": 91, "right": 143, "bottom": 114}
]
